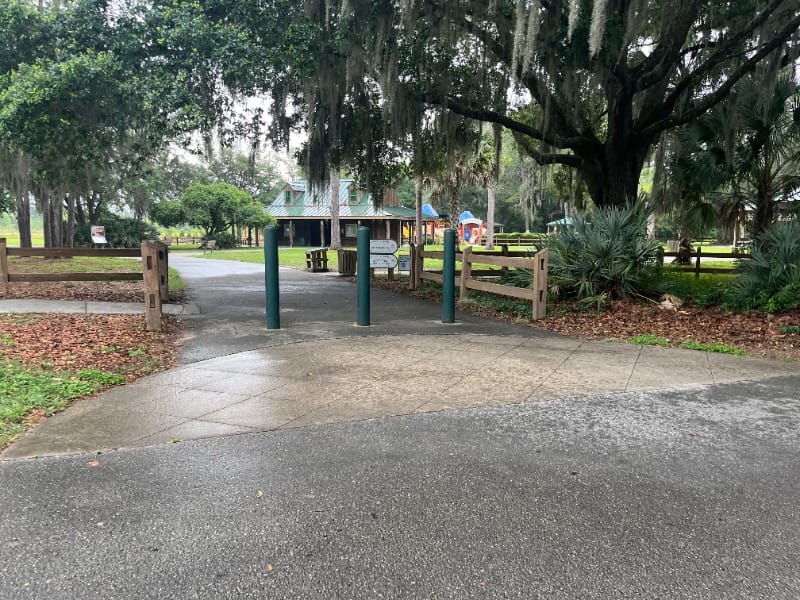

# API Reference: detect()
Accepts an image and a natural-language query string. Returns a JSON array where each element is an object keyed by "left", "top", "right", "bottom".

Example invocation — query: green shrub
[
  {"left": 734, "top": 221, "right": 800, "bottom": 312},
  {"left": 211, "top": 232, "right": 239, "bottom": 249},
  {"left": 545, "top": 204, "right": 663, "bottom": 302},
  {"left": 680, "top": 340, "right": 746, "bottom": 355},
  {"left": 628, "top": 334, "right": 670, "bottom": 347},
  {"left": 75, "top": 213, "right": 161, "bottom": 248}
]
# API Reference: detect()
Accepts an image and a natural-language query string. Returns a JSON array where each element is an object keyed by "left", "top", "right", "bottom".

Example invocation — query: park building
[{"left": 266, "top": 179, "right": 423, "bottom": 247}]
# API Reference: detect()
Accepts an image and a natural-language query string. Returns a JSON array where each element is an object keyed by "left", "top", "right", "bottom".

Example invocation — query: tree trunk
[
  {"left": 485, "top": 178, "right": 495, "bottom": 250},
  {"left": 40, "top": 192, "right": 52, "bottom": 248},
  {"left": 577, "top": 83, "right": 652, "bottom": 209},
  {"left": 15, "top": 193, "right": 32, "bottom": 248},
  {"left": 752, "top": 176, "right": 774, "bottom": 239},
  {"left": 65, "top": 193, "right": 75, "bottom": 247},
  {"left": 415, "top": 177, "right": 423, "bottom": 245},
  {"left": 581, "top": 145, "right": 649, "bottom": 209},
  {"left": 51, "top": 193, "right": 64, "bottom": 246},
  {"left": 523, "top": 197, "right": 530, "bottom": 232},
  {"left": 329, "top": 168, "right": 341, "bottom": 250}
]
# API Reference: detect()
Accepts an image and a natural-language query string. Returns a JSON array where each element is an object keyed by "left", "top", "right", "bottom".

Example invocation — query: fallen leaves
[
  {"left": 0, "top": 314, "right": 181, "bottom": 380},
  {"left": 370, "top": 278, "right": 800, "bottom": 363},
  {"left": 538, "top": 302, "right": 800, "bottom": 362}
]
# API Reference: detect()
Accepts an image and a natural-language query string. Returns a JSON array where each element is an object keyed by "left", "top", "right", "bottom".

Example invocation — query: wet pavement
[
  {"left": 1, "top": 255, "right": 795, "bottom": 459},
  {"left": 1, "top": 254, "right": 799, "bottom": 599}
]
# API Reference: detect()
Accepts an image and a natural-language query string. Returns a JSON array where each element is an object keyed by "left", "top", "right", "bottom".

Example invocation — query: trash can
[{"left": 338, "top": 250, "right": 357, "bottom": 275}]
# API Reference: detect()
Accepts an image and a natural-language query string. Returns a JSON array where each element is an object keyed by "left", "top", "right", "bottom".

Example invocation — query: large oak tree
[{"left": 234, "top": 0, "right": 800, "bottom": 209}]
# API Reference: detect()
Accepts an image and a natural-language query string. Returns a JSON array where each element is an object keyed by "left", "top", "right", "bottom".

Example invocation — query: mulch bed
[{"left": 371, "top": 278, "right": 800, "bottom": 363}]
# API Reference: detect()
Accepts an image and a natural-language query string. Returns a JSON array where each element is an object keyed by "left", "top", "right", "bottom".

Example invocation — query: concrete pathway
[
  {"left": 1, "top": 255, "right": 796, "bottom": 458},
  {"left": 3, "top": 255, "right": 800, "bottom": 599}
]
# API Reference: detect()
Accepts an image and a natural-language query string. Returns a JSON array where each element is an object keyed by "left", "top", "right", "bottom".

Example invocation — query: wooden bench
[
  {"left": 305, "top": 248, "right": 329, "bottom": 272},
  {"left": 732, "top": 240, "right": 752, "bottom": 255},
  {"left": 201, "top": 240, "right": 216, "bottom": 254}
]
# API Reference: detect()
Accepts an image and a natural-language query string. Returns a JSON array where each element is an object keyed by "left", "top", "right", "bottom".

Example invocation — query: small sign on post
[
  {"left": 397, "top": 255, "right": 410, "bottom": 272},
  {"left": 369, "top": 254, "right": 398, "bottom": 269},
  {"left": 90, "top": 225, "right": 108, "bottom": 245},
  {"left": 369, "top": 239, "right": 398, "bottom": 270},
  {"left": 369, "top": 239, "right": 398, "bottom": 254}
]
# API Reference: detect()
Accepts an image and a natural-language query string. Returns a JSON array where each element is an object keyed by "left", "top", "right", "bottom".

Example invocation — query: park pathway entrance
[{"left": 3, "top": 254, "right": 797, "bottom": 459}]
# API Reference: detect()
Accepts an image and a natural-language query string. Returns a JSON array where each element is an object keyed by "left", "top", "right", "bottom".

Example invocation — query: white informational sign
[
  {"left": 369, "top": 254, "right": 398, "bottom": 269},
  {"left": 369, "top": 239, "right": 398, "bottom": 254},
  {"left": 397, "top": 255, "right": 410, "bottom": 272},
  {"left": 90, "top": 225, "right": 108, "bottom": 245}
]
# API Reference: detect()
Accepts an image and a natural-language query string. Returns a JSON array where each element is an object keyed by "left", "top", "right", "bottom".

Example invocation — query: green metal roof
[{"left": 267, "top": 180, "right": 423, "bottom": 220}]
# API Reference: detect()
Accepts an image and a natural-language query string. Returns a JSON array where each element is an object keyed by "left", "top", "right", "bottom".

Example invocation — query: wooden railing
[
  {"left": 408, "top": 243, "right": 549, "bottom": 320},
  {"left": 0, "top": 238, "right": 169, "bottom": 331},
  {"left": 659, "top": 248, "right": 749, "bottom": 277},
  {"left": 160, "top": 236, "right": 204, "bottom": 246},
  {"left": 491, "top": 235, "right": 547, "bottom": 247}
]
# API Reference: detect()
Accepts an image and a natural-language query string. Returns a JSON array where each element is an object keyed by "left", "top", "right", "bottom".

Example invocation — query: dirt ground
[
  {"left": 371, "top": 278, "right": 800, "bottom": 364},
  {"left": 1, "top": 281, "right": 183, "bottom": 376},
  {"left": 3, "top": 278, "right": 799, "bottom": 370}
]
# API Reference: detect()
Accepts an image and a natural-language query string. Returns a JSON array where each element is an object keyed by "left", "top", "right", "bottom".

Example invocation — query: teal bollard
[
  {"left": 357, "top": 226, "right": 371, "bottom": 326},
  {"left": 442, "top": 228, "right": 456, "bottom": 323},
  {"left": 264, "top": 226, "right": 280, "bottom": 329}
]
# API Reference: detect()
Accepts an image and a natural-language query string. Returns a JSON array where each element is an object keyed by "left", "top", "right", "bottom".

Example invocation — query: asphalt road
[{"left": 2, "top": 375, "right": 799, "bottom": 599}]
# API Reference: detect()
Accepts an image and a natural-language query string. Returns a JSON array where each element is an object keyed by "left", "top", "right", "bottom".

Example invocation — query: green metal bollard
[
  {"left": 442, "top": 228, "right": 456, "bottom": 323},
  {"left": 357, "top": 226, "right": 371, "bottom": 326},
  {"left": 264, "top": 226, "right": 280, "bottom": 329}
]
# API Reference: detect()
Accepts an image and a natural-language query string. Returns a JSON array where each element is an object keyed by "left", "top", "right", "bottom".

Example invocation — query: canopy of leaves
[
  {"left": 218, "top": 0, "right": 800, "bottom": 210},
  {"left": 176, "top": 181, "right": 272, "bottom": 237}
]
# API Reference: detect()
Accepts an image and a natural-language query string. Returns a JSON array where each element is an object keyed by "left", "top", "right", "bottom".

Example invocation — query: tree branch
[
  {"left": 513, "top": 133, "right": 583, "bottom": 169},
  {"left": 630, "top": 0, "right": 703, "bottom": 91},
  {"left": 458, "top": 11, "right": 589, "bottom": 142},
  {"left": 641, "top": 11, "right": 800, "bottom": 137},
  {"left": 641, "top": 0, "right": 795, "bottom": 108},
  {"left": 420, "top": 90, "right": 591, "bottom": 152}
]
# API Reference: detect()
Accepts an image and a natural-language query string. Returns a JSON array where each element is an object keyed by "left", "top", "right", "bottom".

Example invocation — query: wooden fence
[
  {"left": 491, "top": 235, "right": 547, "bottom": 247},
  {"left": 0, "top": 238, "right": 169, "bottom": 331},
  {"left": 659, "top": 247, "right": 749, "bottom": 277},
  {"left": 409, "top": 243, "right": 549, "bottom": 320}
]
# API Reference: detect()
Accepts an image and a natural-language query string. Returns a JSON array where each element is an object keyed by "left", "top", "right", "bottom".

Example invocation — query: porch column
[
  {"left": 289, "top": 220, "right": 294, "bottom": 247},
  {"left": 320, "top": 220, "right": 326, "bottom": 247}
]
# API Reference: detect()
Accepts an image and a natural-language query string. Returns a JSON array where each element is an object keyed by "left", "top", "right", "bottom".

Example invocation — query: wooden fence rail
[
  {"left": 659, "top": 247, "right": 749, "bottom": 277},
  {"left": 0, "top": 238, "right": 169, "bottom": 331},
  {"left": 409, "top": 243, "right": 549, "bottom": 320}
]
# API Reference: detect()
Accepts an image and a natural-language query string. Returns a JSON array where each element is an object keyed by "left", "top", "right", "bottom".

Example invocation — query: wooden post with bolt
[{"left": 141, "top": 241, "right": 162, "bottom": 331}]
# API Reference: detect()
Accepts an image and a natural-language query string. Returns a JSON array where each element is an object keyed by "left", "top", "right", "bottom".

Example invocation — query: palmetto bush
[
  {"left": 546, "top": 205, "right": 663, "bottom": 303},
  {"left": 735, "top": 221, "right": 800, "bottom": 312}
]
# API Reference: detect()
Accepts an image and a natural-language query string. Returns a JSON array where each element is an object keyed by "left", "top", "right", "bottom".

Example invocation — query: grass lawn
[
  {"left": 0, "top": 223, "right": 45, "bottom": 247},
  {"left": 200, "top": 244, "right": 541, "bottom": 273},
  {"left": 197, "top": 247, "right": 336, "bottom": 270},
  {"left": 0, "top": 363, "right": 124, "bottom": 448},
  {"left": 6, "top": 255, "right": 185, "bottom": 295},
  {"left": 0, "top": 251, "right": 185, "bottom": 450}
]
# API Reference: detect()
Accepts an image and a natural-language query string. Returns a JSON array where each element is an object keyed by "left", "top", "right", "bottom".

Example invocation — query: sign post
[
  {"left": 357, "top": 227, "right": 371, "bottom": 326},
  {"left": 442, "top": 229, "right": 456, "bottom": 323},
  {"left": 264, "top": 226, "right": 280, "bottom": 329}
]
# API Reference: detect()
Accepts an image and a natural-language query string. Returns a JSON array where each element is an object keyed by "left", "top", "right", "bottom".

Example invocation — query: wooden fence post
[
  {"left": 141, "top": 241, "right": 162, "bottom": 331},
  {"left": 156, "top": 241, "right": 169, "bottom": 302},
  {"left": 460, "top": 245, "right": 472, "bottom": 301},
  {"left": 0, "top": 238, "right": 9, "bottom": 297},
  {"left": 695, "top": 246, "right": 702, "bottom": 278},
  {"left": 532, "top": 249, "right": 549, "bottom": 320}
]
